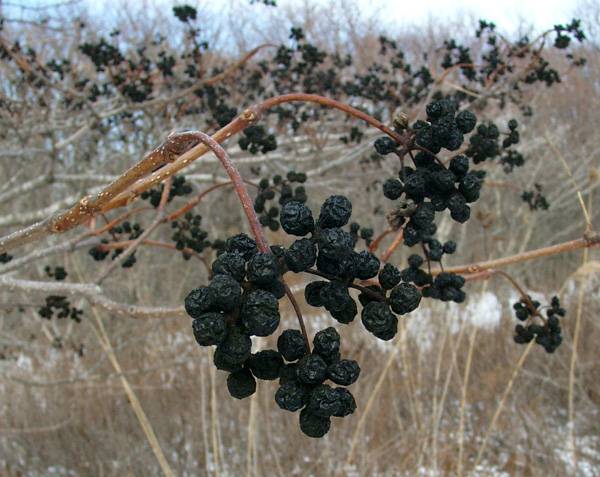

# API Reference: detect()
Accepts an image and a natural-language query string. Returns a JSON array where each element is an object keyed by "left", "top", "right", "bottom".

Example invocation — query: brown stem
[
  {"left": 381, "top": 228, "right": 405, "bottom": 263},
  {"left": 368, "top": 228, "right": 393, "bottom": 253},
  {"left": 434, "top": 235, "right": 599, "bottom": 276},
  {"left": 186, "top": 132, "right": 310, "bottom": 348}
]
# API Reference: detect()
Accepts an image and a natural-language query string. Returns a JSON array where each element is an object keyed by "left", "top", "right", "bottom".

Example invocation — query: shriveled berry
[
  {"left": 285, "top": 238, "right": 317, "bottom": 272},
  {"left": 305, "top": 281, "right": 327, "bottom": 307},
  {"left": 317, "top": 227, "right": 354, "bottom": 259},
  {"left": 297, "top": 354, "right": 328, "bottom": 385},
  {"left": 330, "top": 298, "right": 358, "bottom": 324},
  {"left": 209, "top": 274, "right": 241, "bottom": 312},
  {"left": 389, "top": 283, "right": 421, "bottom": 315},
  {"left": 299, "top": 408, "right": 330, "bottom": 438},
  {"left": 327, "top": 359, "right": 360, "bottom": 385},
  {"left": 374, "top": 136, "right": 397, "bottom": 155},
  {"left": 307, "top": 384, "right": 343, "bottom": 417},
  {"left": 225, "top": 233, "right": 257, "bottom": 260},
  {"left": 248, "top": 350, "right": 284, "bottom": 380},
  {"left": 379, "top": 263, "right": 402, "bottom": 290},
  {"left": 280, "top": 201, "right": 315, "bottom": 236},
  {"left": 240, "top": 289, "right": 280, "bottom": 336},
  {"left": 383, "top": 178, "right": 403, "bottom": 200},
  {"left": 332, "top": 387, "right": 356, "bottom": 417},
  {"left": 361, "top": 302, "right": 398, "bottom": 341},
  {"left": 320, "top": 281, "right": 352, "bottom": 313},
  {"left": 455, "top": 110, "right": 477, "bottom": 134},
  {"left": 227, "top": 367, "right": 256, "bottom": 399},
  {"left": 355, "top": 251, "right": 380, "bottom": 280},
  {"left": 275, "top": 381, "right": 308, "bottom": 412},
  {"left": 211, "top": 252, "right": 246, "bottom": 282},
  {"left": 184, "top": 287, "right": 215, "bottom": 318},
  {"left": 247, "top": 252, "right": 279, "bottom": 286},
  {"left": 278, "top": 329, "right": 308, "bottom": 361},
  {"left": 216, "top": 330, "right": 252, "bottom": 368},
  {"left": 318, "top": 195, "right": 352, "bottom": 228},
  {"left": 313, "top": 327, "right": 340, "bottom": 364},
  {"left": 192, "top": 312, "right": 227, "bottom": 346}
]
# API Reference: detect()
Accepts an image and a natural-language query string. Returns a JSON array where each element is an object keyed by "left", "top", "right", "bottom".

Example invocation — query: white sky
[
  {"left": 275, "top": 0, "right": 582, "bottom": 32},
  {"left": 2, "top": 0, "right": 584, "bottom": 33}
]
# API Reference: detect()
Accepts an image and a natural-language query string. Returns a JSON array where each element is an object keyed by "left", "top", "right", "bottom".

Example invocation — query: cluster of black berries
[
  {"left": 88, "top": 221, "right": 143, "bottom": 268},
  {"left": 278, "top": 196, "right": 422, "bottom": 339},
  {"left": 521, "top": 183, "right": 550, "bottom": 211},
  {"left": 253, "top": 171, "right": 307, "bottom": 231},
  {"left": 141, "top": 175, "right": 193, "bottom": 207},
  {"left": 0, "top": 252, "right": 12, "bottom": 264},
  {"left": 171, "top": 212, "right": 211, "bottom": 258},
  {"left": 38, "top": 295, "right": 83, "bottom": 323},
  {"left": 44, "top": 266, "right": 67, "bottom": 281},
  {"left": 466, "top": 119, "right": 524, "bottom": 172},
  {"left": 276, "top": 327, "right": 359, "bottom": 437},
  {"left": 184, "top": 232, "right": 284, "bottom": 382},
  {"left": 239, "top": 125, "right": 277, "bottom": 155},
  {"left": 513, "top": 296, "right": 564, "bottom": 353},
  {"left": 413, "top": 98, "right": 476, "bottom": 153}
]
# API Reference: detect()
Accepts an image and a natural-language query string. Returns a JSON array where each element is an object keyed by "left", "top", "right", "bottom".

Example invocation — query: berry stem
[
  {"left": 436, "top": 235, "right": 599, "bottom": 276},
  {"left": 304, "top": 268, "right": 386, "bottom": 302},
  {"left": 185, "top": 131, "right": 311, "bottom": 348}
]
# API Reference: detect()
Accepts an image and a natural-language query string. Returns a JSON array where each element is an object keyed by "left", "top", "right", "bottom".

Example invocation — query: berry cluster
[
  {"left": 38, "top": 295, "right": 83, "bottom": 323},
  {"left": 171, "top": 212, "right": 211, "bottom": 259},
  {"left": 413, "top": 98, "right": 476, "bottom": 152},
  {"left": 466, "top": 119, "right": 524, "bottom": 172},
  {"left": 513, "top": 296, "right": 564, "bottom": 353},
  {"left": 254, "top": 171, "right": 307, "bottom": 231},
  {"left": 88, "top": 221, "right": 143, "bottom": 268},
  {"left": 276, "top": 327, "right": 359, "bottom": 437},
  {"left": 349, "top": 222, "right": 374, "bottom": 247},
  {"left": 44, "top": 266, "right": 67, "bottom": 281},
  {"left": 239, "top": 125, "right": 277, "bottom": 155},
  {"left": 141, "top": 175, "right": 193, "bottom": 208},
  {"left": 521, "top": 183, "right": 550, "bottom": 211}
]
